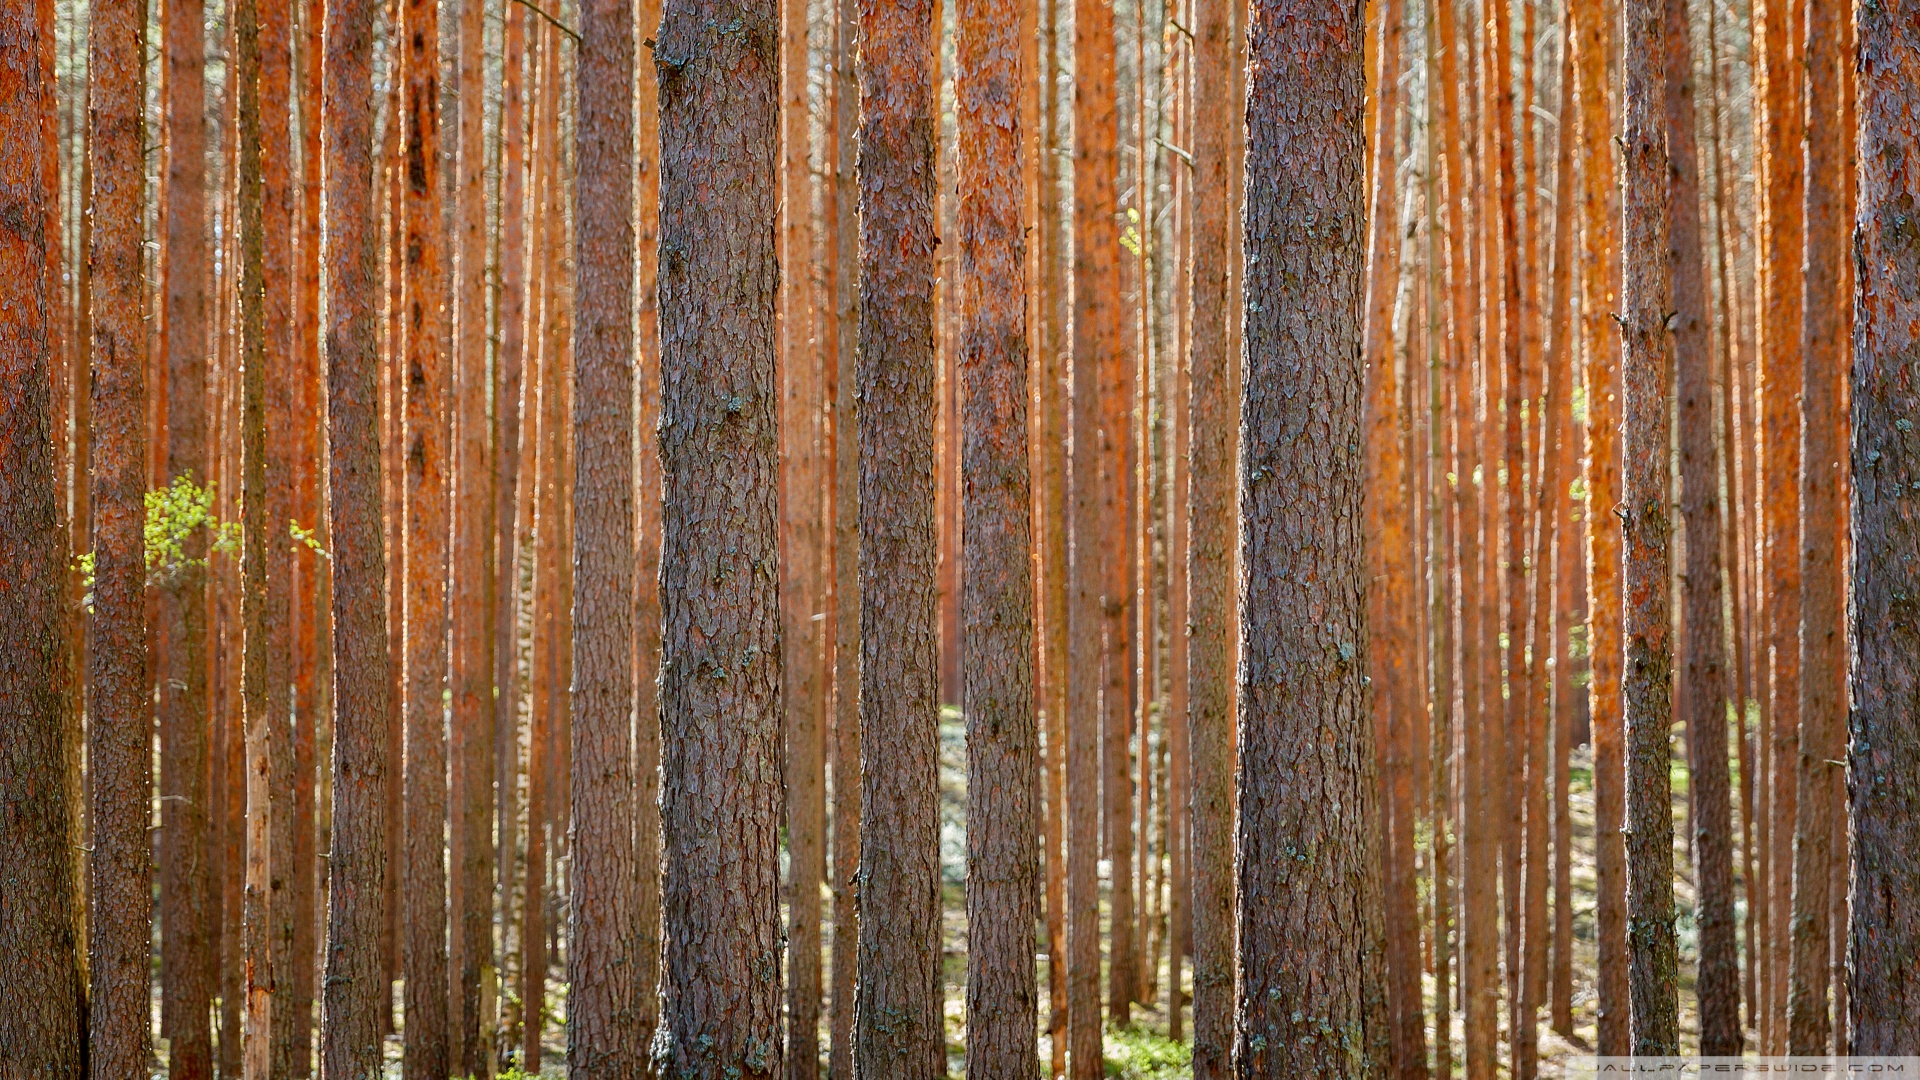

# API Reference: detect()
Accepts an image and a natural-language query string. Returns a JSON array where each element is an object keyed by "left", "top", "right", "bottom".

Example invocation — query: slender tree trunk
[
  {"left": 318, "top": 0, "right": 394, "bottom": 1063},
  {"left": 957, "top": 0, "right": 1039, "bottom": 1063},
  {"left": 570, "top": 0, "right": 641, "bottom": 1070},
  {"left": 86, "top": 0, "right": 152, "bottom": 1064},
  {"left": 1755, "top": 0, "right": 1804, "bottom": 1045},
  {"left": 160, "top": 0, "right": 215, "bottom": 1065},
  {"left": 378, "top": 0, "right": 406, "bottom": 1016},
  {"left": 851, "top": 0, "right": 944, "bottom": 1065},
  {"left": 1786, "top": 0, "right": 1846, "bottom": 1056},
  {"left": 827, "top": 0, "right": 862, "bottom": 1067},
  {"left": 655, "top": 0, "right": 787, "bottom": 1064},
  {"left": 781, "top": 0, "right": 824, "bottom": 1060},
  {"left": 450, "top": 0, "right": 493, "bottom": 1059},
  {"left": 1237, "top": 1, "right": 1386, "bottom": 1075},
  {"left": 1572, "top": 0, "right": 1627, "bottom": 1051},
  {"left": 1664, "top": 0, "right": 1739, "bottom": 1054},
  {"left": 1848, "top": 0, "right": 1920, "bottom": 1049},
  {"left": 0, "top": 1, "right": 87, "bottom": 1065},
  {"left": 1363, "top": 1, "right": 1422, "bottom": 1074},
  {"left": 1620, "top": 0, "right": 1679, "bottom": 1053},
  {"left": 1185, "top": 0, "right": 1232, "bottom": 1068}
]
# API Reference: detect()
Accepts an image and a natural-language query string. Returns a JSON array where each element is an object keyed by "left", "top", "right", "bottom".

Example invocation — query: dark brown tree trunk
[
  {"left": 1847, "top": 0, "right": 1920, "bottom": 1050},
  {"left": 1786, "top": 0, "right": 1846, "bottom": 1056},
  {"left": 0, "top": 1, "right": 87, "bottom": 1066},
  {"left": 958, "top": 0, "right": 1039, "bottom": 1062},
  {"left": 1236, "top": 1, "right": 1386, "bottom": 1074},
  {"left": 851, "top": 0, "right": 943, "bottom": 1065},
  {"left": 655, "top": 0, "right": 787, "bottom": 1065},
  {"left": 1665, "top": 0, "right": 1738, "bottom": 1054},
  {"left": 318, "top": 0, "right": 394, "bottom": 1061},
  {"left": 1185, "top": 0, "right": 1231, "bottom": 1068},
  {"left": 399, "top": 0, "right": 451, "bottom": 1062},
  {"left": 569, "top": 0, "right": 641, "bottom": 1067},
  {"left": 160, "top": 0, "right": 215, "bottom": 1066},
  {"left": 1620, "top": 0, "right": 1678, "bottom": 1053},
  {"left": 86, "top": 0, "right": 152, "bottom": 1065}
]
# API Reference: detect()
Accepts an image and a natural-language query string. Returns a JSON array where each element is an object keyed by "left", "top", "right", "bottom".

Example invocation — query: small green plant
[
  {"left": 72, "top": 476, "right": 244, "bottom": 607},
  {"left": 289, "top": 519, "right": 330, "bottom": 559}
]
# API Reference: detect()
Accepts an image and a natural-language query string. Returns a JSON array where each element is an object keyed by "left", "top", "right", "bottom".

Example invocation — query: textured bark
[
  {"left": 1786, "top": 0, "right": 1846, "bottom": 1056},
  {"left": 1236, "top": 1, "right": 1386, "bottom": 1074},
  {"left": 1620, "top": 0, "right": 1678, "bottom": 1053},
  {"left": 1166, "top": 42, "right": 1190, "bottom": 1037},
  {"left": 852, "top": 0, "right": 944, "bottom": 1065},
  {"left": 570, "top": 0, "right": 641, "bottom": 1067},
  {"left": 1848, "top": 0, "right": 1920, "bottom": 1049},
  {"left": 493, "top": 7, "right": 530, "bottom": 1038},
  {"left": 1363, "top": 2, "right": 1421, "bottom": 1075},
  {"left": 160, "top": 0, "right": 215, "bottom": 1066},
  {"left": 378, "top": 3, "right": 405, "bottom": 1016},
  {"left": 1664, "top": 0, "right": 1738, "bottom": 1054},
  {"left": 318, "top": 0, "right": 393, "bottom": 1062},
  {"left": 399, "top": 0, "right": 451, "bottom": 1062},
  {"left": 654, "top": 0, "right": 787, "bottom": 1066},
  {"left": 1755, "top": 0, "right": 1804, "bottom": 1045},
  {"left": 450, "top": 0, "right": 493, "bottom": 1059},
  {"left": 0, "top": 2, "right": 86, "bottom": 1066},
  {"left": 781, "top": 0, "right": 824, "bottom": 1061},
  {"left": 958, "top": 0, "right": 1039, "bottom": 1062},
  {"left": 85, "top": 0, "right": 152, "bottom": 1066},
  {"left": 1572, "top": 0, "right": 1627, "bottom": 1052},
  {"left": 1185, "top": 0, "right": 1231, "bottom": 1068},
  {"left": 827, "top": 0, "right": 862, "bottom": 1067}
]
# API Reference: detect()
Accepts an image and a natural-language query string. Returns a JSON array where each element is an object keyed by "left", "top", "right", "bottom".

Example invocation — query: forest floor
[{"left": 145, "top": 712, "right": 1718, "bottom": 1079}]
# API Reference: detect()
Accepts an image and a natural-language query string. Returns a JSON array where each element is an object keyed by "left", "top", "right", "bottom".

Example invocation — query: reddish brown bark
[{"left": 0, "top": 1, "right": 86, "bottom": 1066}]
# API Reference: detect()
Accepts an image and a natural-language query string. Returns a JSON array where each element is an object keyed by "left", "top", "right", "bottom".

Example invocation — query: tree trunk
[
  {"left": 1237, "top": 1, "right": 1386, "bottom": 1074},
  {"left": 160, "top": 0, "right": 215, "bottom": 1065},
  {"left": 1185, "top": 0, "right": 1231, "bottom": 1068},
  {"left": 319, "top": 0, "right": 393, "bottom": 1064},
  {"left": 957, "top": 0, "right": 1039, "bottom": 1062},
  {"left": 655, "top": 0, "right": 787, "bottom": 1065},
  {"left": 852, "top": 0, "right": 944, "bottom": 1065},
  {"left": 1786, "top": 0, "right": 1847, "bottom": 1056},
  {"left": 1847, "top": 2, "right": 1920, "bottom": 1049},
  {"left": 450, "top": 0, "right": 493, "bottom": 1060},
  {"left": 1755, "top": 0, "right": 1804, "bottom": 1046},
  {"left": 85, "top": 0, "right": 152, "bottom": 1064},
  {"left": 1663, "top": 0, "right": 1739, "bottom": 1054},
  {"left": 1620, "top": 0, "right": 1679, "bottom": 1053},
  {"left": 570, "top": 0, "right": 642, "bottom": 1068},
  {"left": 1572, "top": 0, "right": 1627, "bottom": 1052},
  {"left": 0, "top": 1, "right": 87, "bottom": 1065}
]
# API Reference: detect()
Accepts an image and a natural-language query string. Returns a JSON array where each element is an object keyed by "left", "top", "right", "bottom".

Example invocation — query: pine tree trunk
[
  {"left": 85, "top": 0, "right": 152, "bottom": 1064},
  {"left": 160, "top": 0, "right": 215, "bottom": 1064},
  {"left": 0, "top": 2, "right": 87, "bottom": 1065},
  {"left": 1237, "top": 1, "right": 1386, "bottom": 1074},
  {"left": 1185, "top": 0, "right": 1232, "bottom": 1067},
  {"left": 1664, "top": 0, "right": 1739, "bottom": 1054},
  {"left": 851, "top": 0, "right": 944, "bottom": 1064},
  {"left": 655, "top": 0, "right": 787, "bottom": 1065},
  {"left": 399, "top": 0, "right": 451, "bottom": 1063},
  {"left": 318, "top": 0, "right": 393, "bottom": 1064},
  {"left": 1755, "top": 0, "right": 1804, "bottom": 1045},
  {"left": 450, "top": 0, "right": 494, "bottom": 1060},
  {"left": 1785, "top": 0, "right": 1846, "bottom": 1056},
  {"left": 1571, "top": 0, "right": 1628, "bottom": 1051},
  {"left": 957, "top": 0, "right": 1039, "bottom": 1063},
  {"left": 1620, "top": 0, "right": 1678, "bottom": 1053},
  {"left": 1847, "top": 0, "right": 1920, "bottom": 1051}
]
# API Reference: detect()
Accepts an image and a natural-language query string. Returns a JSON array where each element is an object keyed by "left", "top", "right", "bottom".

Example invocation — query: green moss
[{"left": 1104, "top": 1023, "right": 1193, "bottom": 1080}]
